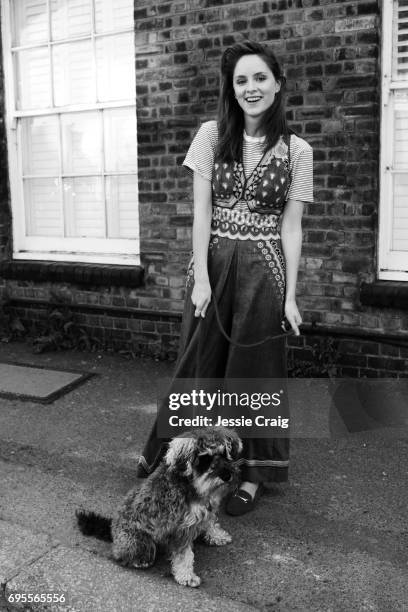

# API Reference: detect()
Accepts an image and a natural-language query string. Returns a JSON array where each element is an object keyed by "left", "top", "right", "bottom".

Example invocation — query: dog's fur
[{"left": 76, "top": 427, "right": 242, "bottom": 587}]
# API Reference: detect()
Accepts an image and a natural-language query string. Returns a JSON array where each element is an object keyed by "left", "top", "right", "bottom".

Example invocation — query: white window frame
[
  {"left": 379, "top": 0, "right": 408, "bottom": 280},
  {"left": 1, "top": 0, "right": 140, "bottom": 265}
]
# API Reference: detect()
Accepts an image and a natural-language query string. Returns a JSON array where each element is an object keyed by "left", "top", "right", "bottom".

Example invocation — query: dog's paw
[
  {"left": 175, "top": 572, "right": 201, "bottom": 588},
  {"left": 205, "top": 530, "right": 232, "bottom": 546},
  {"left": 203, "top": 524, "right": 232, "bottom": 546},
  {"left": 133, "top": 561, "right": 153, "bottom": 569}
]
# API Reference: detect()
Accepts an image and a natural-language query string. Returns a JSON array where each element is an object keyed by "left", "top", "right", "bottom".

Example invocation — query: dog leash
[{"left": 199, "top": 291, "right": 295, "bottom": 348}]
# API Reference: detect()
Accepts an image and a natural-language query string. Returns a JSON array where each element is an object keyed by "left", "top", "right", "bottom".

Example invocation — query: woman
[{"left": 137, "top": 40, "right": 313, "bottom": 515}]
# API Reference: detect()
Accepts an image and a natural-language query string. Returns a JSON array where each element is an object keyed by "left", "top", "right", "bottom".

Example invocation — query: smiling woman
[{"left": 137, "top": 40, "right": 314, "bottom": 517}]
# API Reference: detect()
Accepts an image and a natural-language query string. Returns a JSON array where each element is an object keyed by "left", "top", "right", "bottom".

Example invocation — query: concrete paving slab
[
  {"left": 5, "top": 546, "right": 256, "bottom": 612},
  {"left": 0, "top": 520, "right": 53, "bottom": 586},
  {"left": 0, "top": 363, "right": 92, "bottom": 403}
]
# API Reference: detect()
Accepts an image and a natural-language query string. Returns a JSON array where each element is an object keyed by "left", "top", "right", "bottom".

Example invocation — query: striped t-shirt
[{"left": 183, "top": 120, "right": 313, "bottom": 203}]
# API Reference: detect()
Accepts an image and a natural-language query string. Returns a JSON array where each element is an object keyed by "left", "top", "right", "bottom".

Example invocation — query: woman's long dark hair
[{"left": 216, "top": 40, "right": 288, "bottom": 163}]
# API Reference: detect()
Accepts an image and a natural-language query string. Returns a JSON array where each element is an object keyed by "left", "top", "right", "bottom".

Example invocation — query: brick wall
[
  {"left": 1, "top": 0, "right": 408, "bottom": 374},
  {"left": 135, "top": 0, "right": 382, "bottom": 317}
]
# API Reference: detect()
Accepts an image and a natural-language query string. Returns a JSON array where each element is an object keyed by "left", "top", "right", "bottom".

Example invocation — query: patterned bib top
[{"left": 183, "top": 120, "right": 313, "bottom": 241}]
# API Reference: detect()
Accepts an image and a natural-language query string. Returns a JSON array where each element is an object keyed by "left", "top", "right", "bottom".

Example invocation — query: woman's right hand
[{"left": 191, "top": 278, "right": 212, "bottom": 318}]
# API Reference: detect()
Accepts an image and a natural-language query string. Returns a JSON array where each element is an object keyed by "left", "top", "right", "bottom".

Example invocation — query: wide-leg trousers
[{"left": 137, "top": 234, "right": 290, "bottom": 482}]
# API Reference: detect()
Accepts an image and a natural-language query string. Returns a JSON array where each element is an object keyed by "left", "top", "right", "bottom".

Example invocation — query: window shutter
[
  {"left": 394, "top": 0, "right": 408, "bottom": 80},
  {"left": 392, "top": 108, "right": 408, "bottom": 252},
  {"left": 12, "top": 0, "right": 48, "bottom": 46},
  {"left": 379, "top": 0, "right": 408, "bottom": 279}
]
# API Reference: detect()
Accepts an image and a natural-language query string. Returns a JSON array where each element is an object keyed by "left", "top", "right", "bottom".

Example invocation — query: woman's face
[{"left": 232, "top": 54, "right": 281, "bottom": 122}]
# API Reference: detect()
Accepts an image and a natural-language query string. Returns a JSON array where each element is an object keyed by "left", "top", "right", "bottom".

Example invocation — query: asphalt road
[{"left": 0, "top": 341, "right": 407, "bottom": 611}]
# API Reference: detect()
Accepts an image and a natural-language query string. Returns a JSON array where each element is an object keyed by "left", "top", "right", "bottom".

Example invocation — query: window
[
  {"left": 379, "top": 0, "right": 408, "bottom": 280},
  {"left": 1, "top": 0, "right": 139, "bottom": 265}
]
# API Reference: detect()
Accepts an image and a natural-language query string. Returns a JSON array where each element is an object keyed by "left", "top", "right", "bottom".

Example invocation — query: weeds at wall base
[{"left": 0, "top": 297, "right": 178, "bottom": 361}]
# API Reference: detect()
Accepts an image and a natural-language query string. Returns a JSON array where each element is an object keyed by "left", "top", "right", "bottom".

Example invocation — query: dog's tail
[{"left": 76, "top": 509, "right": 112, "bottom": 542}]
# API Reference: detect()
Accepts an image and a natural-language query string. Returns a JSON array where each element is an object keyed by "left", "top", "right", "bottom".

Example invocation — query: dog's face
[{"left": 164, "top": 427, "right": 242, "bottom": 497}]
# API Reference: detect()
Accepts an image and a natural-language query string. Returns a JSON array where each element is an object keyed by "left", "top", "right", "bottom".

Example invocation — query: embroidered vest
[{"left": 212, "top": 134, "right": 291, "bottom": 216}]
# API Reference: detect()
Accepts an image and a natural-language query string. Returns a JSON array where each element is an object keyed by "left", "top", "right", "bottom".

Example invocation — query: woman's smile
[{"left": 245, "top": 96, "right": 262, "bottom": 104}]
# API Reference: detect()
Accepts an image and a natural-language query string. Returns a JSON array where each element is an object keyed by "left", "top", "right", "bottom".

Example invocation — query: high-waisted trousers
[{"left": 137, "top": 234, "right": 290, "bottom": 482}]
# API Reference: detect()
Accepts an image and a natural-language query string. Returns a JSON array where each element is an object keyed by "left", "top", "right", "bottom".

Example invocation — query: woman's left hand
[{"left": 284, "top": 298, "right": 302, "bottom": 336}]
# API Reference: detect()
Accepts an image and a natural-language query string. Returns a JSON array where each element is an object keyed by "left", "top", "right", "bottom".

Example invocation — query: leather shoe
[{"left": 225, "top": 484, "right": 263, "bottom": 516}]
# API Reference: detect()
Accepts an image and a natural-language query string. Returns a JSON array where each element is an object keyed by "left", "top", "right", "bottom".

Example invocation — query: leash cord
[{"left": 203, "top": 291, "right": 295, "bottom": 348}]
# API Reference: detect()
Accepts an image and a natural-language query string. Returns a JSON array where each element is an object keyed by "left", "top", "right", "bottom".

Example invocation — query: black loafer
[{"left": 225, "top": 484, "right": 263, "bottom": 516}]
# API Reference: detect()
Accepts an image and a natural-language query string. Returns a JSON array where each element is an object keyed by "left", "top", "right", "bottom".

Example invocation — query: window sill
[
  {"left": 0, "top": 260, "right": 144, "bottom": 287},
  {"left": 360, "top": 281, "right": 408, "bottom": 309}
]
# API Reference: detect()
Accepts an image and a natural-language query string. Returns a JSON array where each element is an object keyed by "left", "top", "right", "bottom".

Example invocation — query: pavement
[{"left": 0, "top": 341, "right": 407, "bottom": 612}]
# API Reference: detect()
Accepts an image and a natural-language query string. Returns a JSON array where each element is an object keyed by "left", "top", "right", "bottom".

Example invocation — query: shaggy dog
[{"left": 76, "top": 427, "right": 242, "bottom": 587}]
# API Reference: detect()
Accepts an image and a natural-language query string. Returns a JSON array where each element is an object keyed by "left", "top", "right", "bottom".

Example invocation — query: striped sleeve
[
  {"left": 182, "top": 120, "right": 218, "bottom": 181},
  {"left": 287, "top": 135, "right": 314, "bottom": 203}
]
